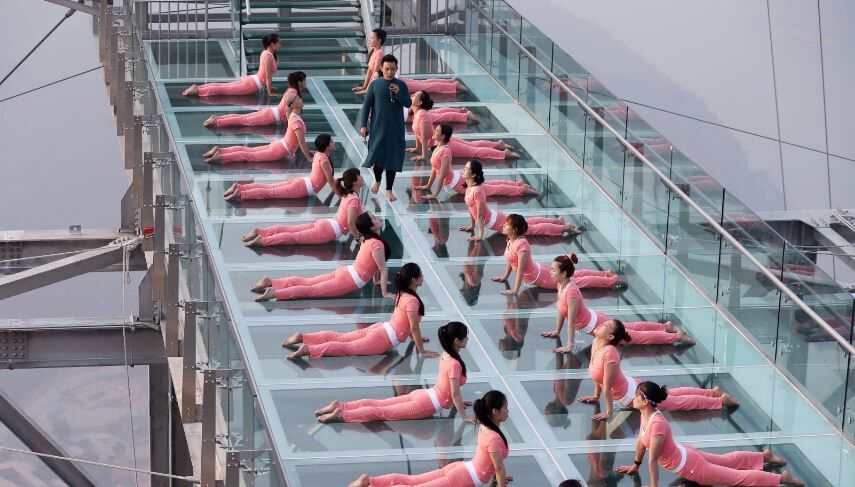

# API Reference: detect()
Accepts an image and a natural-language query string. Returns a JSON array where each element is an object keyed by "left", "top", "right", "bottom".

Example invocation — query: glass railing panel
[
  {"left": 517, "top": 54, "right": 551, "bottom": 129},
  {"left": 547, "top": 79, "right": 588, "bottom": 160},
  {"left": 463, "top": 0, "right": 495, "bottom": 68},
  {"left": 662, "top": 193, "right": 723, "bottom": 298},
  {"left": 581, "top": 92, "right": 629, "bottom": 204},
  {"left": 620, "top": 129, "right": 670, "bottom": 251},
  {"left": 487, "top": 23, "right": 522, "bottom": 97}
]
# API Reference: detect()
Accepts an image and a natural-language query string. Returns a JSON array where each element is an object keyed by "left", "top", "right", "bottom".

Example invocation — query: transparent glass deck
[{"left": 145, "top": 30, "right": 854, "bottom": 486}]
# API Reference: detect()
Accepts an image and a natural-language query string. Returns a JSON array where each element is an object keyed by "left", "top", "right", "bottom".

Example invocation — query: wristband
[{"left": 633, "top": 459, "right": 642, "bottom": 466}]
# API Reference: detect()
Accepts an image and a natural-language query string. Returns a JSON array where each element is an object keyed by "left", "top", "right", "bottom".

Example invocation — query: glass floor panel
[
  {"left": 145, "top": 35, "right": 855, "bottom": 485},
  {"left": 341, "top": 105, "right": 510, "bottom": 135}
]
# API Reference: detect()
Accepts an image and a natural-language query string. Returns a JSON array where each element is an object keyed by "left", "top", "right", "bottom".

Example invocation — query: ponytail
[
  {"left": 437, "top": 321, "right": 468, "bottom": 377},
  {"left": 553, "top": 253, "right": 578, "bottom": 278},
  {"left": 394, "top": 263, "right": 425, "bottom": 316},
  {"left": 355, "top": 212, "right": 391, "bottom": 260},
  {"left": 335, "top": 168, "right": 360, "bottom": 197},
  {"left": 473, "top": 390, "right": 508, "bottom": 447}
]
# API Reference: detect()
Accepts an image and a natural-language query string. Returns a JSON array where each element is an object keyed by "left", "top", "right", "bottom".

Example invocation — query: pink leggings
[
  {"left": 487, "top": 211, "right": 563, "bottom": 236},
  {"left": 409, "top": 107, "right": 468, "bottom": 124},
  {"left": 271, "top": 266, "right": 359, "bottom": 300},
  {"left": 257, "top": 219, "right": 337, "bottom": 246},
  {"left": 591, "top": 313, "right": 675, "bottom": 346},
  {"left": 654, "top": 386, "right": 723, "bottom": 411},
  {"left": 449, "top": 137, "right": 504, "bottom": 160},
  {"left": 214, "top": 108, "right": 277, "bottom": 127},
  {"left": 198, "top": 76, "right": 259, "bottom": 97},
  {"left": 219, "top": 142, "right": 292, "bottom": 163},
  {"left": 678, "top": 447, "right": 781, "bottom": 486},
  {"left": 452, "top": 179, "right": 529, "bottom": 197},
  {"left": 527, "top": 267, "right": 618, "bottom": 289},
  {"left": 370, "top": 461, "right": 475, "bottom": 487},
  {"left": 341, "top": 388, "right": 437, "bottom": 422},
  {"left": 303, "top": 323, "right": 394, "bottom": 358},
  {"left": 400, "top": 76, "right": 459, "bottom": 95},
  {"left": 238, "top": 177, "right": 309, "bottom": 200}
]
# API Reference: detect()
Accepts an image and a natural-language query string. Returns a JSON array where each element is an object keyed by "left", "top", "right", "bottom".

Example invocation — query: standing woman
[
  {"left": 252, "top": 211, "right": 394, "bottom": 301},
  {"left": 242, "top": 167, "right": 364, "bottom": 247},
  {"left": 493, "top": 214, "right": 615, "bottom": 295},
  {"left": 353, "top": 28, "right": 387, "bottom": 95},
  {"left": 359, "top": 54, "right": 411, "bottom": 202},
  {"left": 313, "top": 321, "right": 473, "bottom": 423},
  {"left": 203, "top": 97, "right": 312, "bottom": 164},
  {"left": 282, "top": 263, "right": 438, "bottom": 359},
  {"left": 616, "top": 381, "right": 804, "bottom": 487},
  {"left": 409, "top": 91, "right": 519, "bottom": 161},
  {"left": 459, "top": 161, "right": 576, "bottom": 241},
  {"left": 579, "top": 319, "right": 739, "bottom": 421},
  {"left": 223, "top": 133, "right": 336, "bottom": 202},
  {"left": 183, "top": 33, "right": 280, "bottom": 97},
  {"left": 202, "top": 71, "right": 307, "bottom": 128},
  {"left": 347, "top": 389, "right": 511, "bottom": 487},
  {"left": 417, "top": 125, "right": 537, "bottom": 199},
  {"left": 543, "top": 254, "right": 695, "bottom": 352}
]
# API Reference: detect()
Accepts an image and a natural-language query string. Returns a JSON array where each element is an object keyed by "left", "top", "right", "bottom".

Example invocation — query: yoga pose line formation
[{"left": 183, "top": 29, "right": 808, "bottom": 487}]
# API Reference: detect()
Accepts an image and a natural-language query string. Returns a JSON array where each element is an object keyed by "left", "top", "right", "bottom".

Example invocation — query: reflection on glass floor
[{"left": 147, "top": 35, "right": 851, "bottom": 486}]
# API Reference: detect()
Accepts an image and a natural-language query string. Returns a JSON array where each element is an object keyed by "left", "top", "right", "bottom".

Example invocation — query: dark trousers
[{"left": 372, "top": 165, "right": 397, "bottom": 191}]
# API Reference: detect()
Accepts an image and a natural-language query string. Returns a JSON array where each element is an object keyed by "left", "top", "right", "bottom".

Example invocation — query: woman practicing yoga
[
  {"left": 410, "top": 91, "right": 519, "bottom": 161},
  {"left": 347, "top": 389, "right": 511, "bottom": 487},
  {"left": 282, "top": 263, "right": 438, "bottom": 359},
  {"left": 203, "top": 97, "right": 312, "bottom": 164},
  {"left": 313, "top": 321, "right": 473, "bottom": 423},
  {"left": 407, "top": 106, "right": 479, "bottom": 125},
  {"left": 416, "top": 124, "right": 536, "bottom": 199},
  {"left": 242, "top": 167, "right": 364, "bottom": 247},
  {"left": 579, "top": 319, "right": 739, "bottom": 421},
  {"left": 616, "top": 381, "right": 804, "bottom": 486},
  {"left": 459, "top": 161, "right": 578, "bottom": 241},
  {"left": 493, "top": 215, "right": 617, "bottom": 295},
  {"left": 183, "top": 33, "right": 280, "bottom": 97},
  {"left": 353, "top": 29, "right": 388, "bottom": 95},
  {"left": 223, "top": 133, "right": 336, "bottom": 202},
  {"left": 202, "top": 71, "right": 307, "bottom": 128},
  {"left": 253, "top": 211, "right": 393, "bottom": 301},
  {"left": 542, "top": 255, "right": 695, "bottom": 352}
]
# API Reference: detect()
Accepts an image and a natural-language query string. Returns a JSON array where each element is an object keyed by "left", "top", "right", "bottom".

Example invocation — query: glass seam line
[
  {"left": 473, "top": 2, "right": 855, "bottom": 358},
  {"left": 309, "top": 44, "right": 570, "bottom": 481},
  {"left": 457, "top": 20, "right": 855, "bottom": 450}
]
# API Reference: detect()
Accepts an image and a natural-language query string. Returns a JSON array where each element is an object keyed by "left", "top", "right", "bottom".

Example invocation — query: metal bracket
[
  {"left": 165, "top": 242, "right": 204, "bottom": 357},
  {"left": 201, "top": 368, "right": 235, "bottom": 487},
  {"left": 181, "top": 300, "right": 220, "bottom": 423},
  {"left": 0, "top": 332, "right": 27, "bottom": 359},
  {"left": 224, "top": 450, "right": 271, "bottom": 487}
]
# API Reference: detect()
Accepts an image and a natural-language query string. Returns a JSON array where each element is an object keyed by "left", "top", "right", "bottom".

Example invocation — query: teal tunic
[{"left": 359, "top": 77, "right": 411, "bottom": 172}]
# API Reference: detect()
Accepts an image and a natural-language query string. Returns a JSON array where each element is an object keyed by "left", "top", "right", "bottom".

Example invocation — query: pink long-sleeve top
[
  {"left": 388, "top": 293, "right": 419, "bottom": 343},
  {"left": 432, "top": 354, "right": 467, "bottom": 408},
  {"left": 470, "top": 426, "right": 509, "bottom": 483},
  {"left": 588, "top": 344, "right": 630, "bottom": 400},
  {"left": 308, "top": 152, "right": 332, "bottom": 193},
  {"left": 557, "top": 280, "right": 594, "bottom": 330},
  {"left": 334, "top": 193, "right": 362, "bottom": 234}
]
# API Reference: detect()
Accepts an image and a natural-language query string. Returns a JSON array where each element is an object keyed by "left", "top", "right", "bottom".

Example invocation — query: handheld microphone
[{"left": 388, "top": 79, "right": 396, "bottom": 104}]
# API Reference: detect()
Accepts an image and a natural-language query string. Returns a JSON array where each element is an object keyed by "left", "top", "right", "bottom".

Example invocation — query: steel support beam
[
  {"left": 149, "top": 363, "right": 171, "bottom": 487},
  {"left": 0, "top": 228, "right": 145, "bottom": 274},
  {"left": 43, "top": 0, "right": 99, "bottom": 16},
  {"left": 202, "top": 369, "right": 233, "bottom": 487},
  {"left": 0, "top": 244, "right": 124, "bottom": 300},
  {"left": 0, "top": 389, "right": 97, "bottom": 486}
]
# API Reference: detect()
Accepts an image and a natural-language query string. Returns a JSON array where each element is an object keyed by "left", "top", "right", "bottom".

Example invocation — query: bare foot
[
  {"left": 224, "top": 190, "right": 241, "bottom": 202},
  {"left": 554, "top": 216, "right": 566, "bottom": 224},
  {"left": 606, "top": 269, "right": 616, "bottom": 277},
  {"left": 564, "top": 224, "right": 582, "bottom": 235},
  {"left": 287, "top": 343, "right": 310, "bottom": 359},
  {"left": 496, "top": 140, "right": 513, "bottom": 150},
  {"left": 223, "top": 183, "right": 239, "bottom": 197},
  {"left": 281, "top": 332, "right": 303, "bottom": 348},
  {"left": 314, "top": 400, "right": 340, "bottom": 416},
  {"left": 317, "top": 407, "right": 344, "bottom": 423},
  {"left": 779, "top": 471, "right": 804, "bottom": 486},
  {"left": 456, "top": 81, "right": 468, "bottom": 93},
  {"left": 524, "top": 184, "right": 538, "bottom": 195},
  {"left": 711, "top": 386, "right": 723, "bottom": 397},
  {"left": 370, "top": 181, "right": 381, "bottom": 194},
  {"left": 721, "top": 393, "right": 740, "bottom": 407},
  {"left": 466, "top": 110, "right": 480, "bottom": 123},
  {"left": 663, "top": 320, "right": 675, "bottom": 332},
  {"left": 244, "top": 236, "right": 262, "bottom": 247},
  {"left": 504, "top": 149, "right": 521, "bottom": 159},
  {"left": 182, "top": 84, "right": 199, "bottom": 96},
  {"left": 203, "top": 115, "right": 217, "bottom": 127},
  {"left": 254, "top": 288, "right": 276, "bottom": 302},
  {"left": 674, "top": 330, "right": 695, "bottom": 346},
  {"left": 386, "top": 190, "right": 397, "bottom": 202},
  {"left": 242, "top": 229, "right": 259, "bottom": 242},
  {"left": 612, "top": 278, "right": 628, "bottom": 290},
  {"left": 347, "top": 474, "right": 370, "bottom": 487},
  {"left": 204, "top": 153, "right": 223, "bottom": 164},
  {"left": 203, "top": 146, "right": 220, "bottom": 158},
  {"left": 764, "top": 448, "right": 787, "bottom": 466},
  {"left": 251, "top": 276, "right": 272, "bottom": 292}
]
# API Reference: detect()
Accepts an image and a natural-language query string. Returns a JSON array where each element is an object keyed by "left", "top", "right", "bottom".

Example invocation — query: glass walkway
[{"left": 133, "top": 1, "right": 855, "bottom": 485}]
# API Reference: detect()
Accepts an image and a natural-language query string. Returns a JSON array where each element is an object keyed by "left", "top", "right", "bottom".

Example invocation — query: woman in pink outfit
[
  {"left": 252, "top": 211, "right": 394, "bottom": 301},
  {"left": 578, "top": 320, "right": 739, "bottom": 421},
  {"left": 203, "top": 71, "right": 307, "bottom": 128},
  {"left": 223, "top": 133, "right": 336, "bottom": 202},
  {"left": 407, "top": 106, "right": 478, "bottom": 125},
  {"left": 541, "top": 255, "right": 695, "bottom": 352},
  {"left": 616, "top": 381, "right": 804, "bottom": 487},
  {"left": 282, "top": 263, "right": 439, "bottom": 360},
  {"left": 203, "top": 97, "right": 312, "bottom": 164},
  {"left": 399, "top": 76, "right": 466, "bottom": 95},
  {"left": 183, "top": 34, "right": 280, "bottom": 97},
  {"left": 242, "top": 167, "right": 364, "bottom": 247},
  {"left": 347, "top": 389, "right": 511, "bottom": 487},
  {"left": 415, "top": 124, "right": 537, "bottom": 199},
  {"left": 409, "top": 91, "right": 519, "bottom": 161},
  {"left": 313, "top": 321, "right": 474, "bottom": 424},
  {"left": 354, "top": 29, "right": 387, "bottom": 95},
  {"left": 492, "top": 215, "right": 615, "bottom": 295},
  {"left": 458, "top": 161, "right": 576, "bottom": 241}
]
